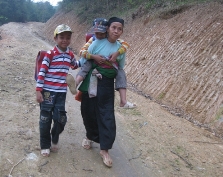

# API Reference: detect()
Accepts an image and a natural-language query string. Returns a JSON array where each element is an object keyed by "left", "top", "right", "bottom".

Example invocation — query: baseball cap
[
  {"left": 88, "top": 18, "right": 108, "bottom": 33},
  {"left": 54, "top": 24, "right": 73, "bottom": 37}
]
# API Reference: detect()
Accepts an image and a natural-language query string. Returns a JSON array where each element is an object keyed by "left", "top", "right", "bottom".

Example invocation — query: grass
[
  {"left": 215, "top": 105, "right": 223, "bottom": 120},
  {"left": 158, "top": 92, "right": 166, "bottom": 99},
  {"left": 117, "top": 107, "right": 142, "bottom": 116}
]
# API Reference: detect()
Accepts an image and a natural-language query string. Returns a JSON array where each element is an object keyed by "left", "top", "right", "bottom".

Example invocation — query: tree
[{"left": 0, "top": 0, "right": 56, "bottom": 25}]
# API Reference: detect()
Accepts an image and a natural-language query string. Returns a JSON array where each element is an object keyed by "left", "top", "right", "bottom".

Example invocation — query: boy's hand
[
  {"left": 109, "top": 51, "right": 119, "bottom": 63},
  {"left": 70, "top": 61, "right": 79, "bottom": 70},
  {"left": 70, "top": 60, "right": 80, "bottom": 70},
  {"left": 91, "top": 55, "right": 105, "bottom": 64},
  {"left": 36, "top": 91, "right": 44, "bottom": 103}
]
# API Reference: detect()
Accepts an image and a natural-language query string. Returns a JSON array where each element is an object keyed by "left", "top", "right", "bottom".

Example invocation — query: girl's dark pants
[
  {"left": 39, "top": 90, "right": 67, "bottom": 149},
  {"left": 81, "top": 76, "right": 116, "bottom": 150}
]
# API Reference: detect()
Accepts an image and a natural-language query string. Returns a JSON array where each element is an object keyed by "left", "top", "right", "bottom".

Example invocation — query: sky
[{"left": 32, "top": 0, "right": 62, "bottom": 6}]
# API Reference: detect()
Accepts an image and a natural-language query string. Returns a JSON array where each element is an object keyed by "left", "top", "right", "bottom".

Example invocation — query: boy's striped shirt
[{"left": 36, "top": 46, "right": 75, "bottom": 92}]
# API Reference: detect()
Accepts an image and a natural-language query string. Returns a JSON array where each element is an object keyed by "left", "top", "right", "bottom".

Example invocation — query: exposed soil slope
[
  {"left": 42, "top": 2, "right": 223, "bottom": 137},
  {"left": 0, "top": 21, "right": 223, "bottom": 177},
  {"left": 1, "top": 2, "right": 223, "bottom": 177}
]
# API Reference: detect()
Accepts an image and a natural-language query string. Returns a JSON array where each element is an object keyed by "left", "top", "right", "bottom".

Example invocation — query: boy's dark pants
[{"left": 39, "top": 90, "right": 67, "bottom": 149}]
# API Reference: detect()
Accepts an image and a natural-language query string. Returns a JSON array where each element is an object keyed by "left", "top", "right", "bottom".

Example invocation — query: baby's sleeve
[
  {"left": 79, "top": 37, "right": 93, "bottom": 59},
  {"left": 117, "top": 39, "right": 130, "bottom": 55}
]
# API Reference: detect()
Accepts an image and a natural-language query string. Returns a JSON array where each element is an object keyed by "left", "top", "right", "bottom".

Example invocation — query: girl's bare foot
[
  {"left": 82, "top": 138, "right": 93, "bottom": 149},
  {"left": 100, "top": 150, "right": 112, "bottom": 167}
]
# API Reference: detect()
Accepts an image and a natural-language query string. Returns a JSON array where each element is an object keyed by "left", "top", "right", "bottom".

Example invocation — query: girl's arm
[
  {"left": 109, "top": 39, "right": 129, "bottom": 62},
  {"left": 80, "top": 37, "right": 106, "bottom": 64}
]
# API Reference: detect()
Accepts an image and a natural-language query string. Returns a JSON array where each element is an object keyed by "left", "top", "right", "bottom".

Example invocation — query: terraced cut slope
[
  {"left": 42, "top": 2, "right": 223, "bottom": 137},
  {"left": 124, "top": 2, "right": 223, "bottom": 136}
]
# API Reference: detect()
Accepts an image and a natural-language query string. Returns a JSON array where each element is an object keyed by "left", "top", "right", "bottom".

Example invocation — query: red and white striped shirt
[{"left": 36, "top": 46, "right": 76, "bottom": 92}]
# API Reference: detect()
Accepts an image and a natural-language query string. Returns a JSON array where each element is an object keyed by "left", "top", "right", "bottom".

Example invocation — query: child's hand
[
  {"left": 109, "top": 51, "right": 119, "bottom": 63},
  {"left": 92, "top": 55, "right": 105, "bottom": 64},
  {"left": 36, "top": 91, "right": 44, "bottom": 103},
  {"left": 70, "top": 60, "right": 80, "bottom": 70},
  {"left": 96, "top": 73, "right": 102, "bottom": 80}
]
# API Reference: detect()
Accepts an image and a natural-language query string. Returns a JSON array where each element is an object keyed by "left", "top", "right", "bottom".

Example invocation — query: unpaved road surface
[{"left": 0, "top": 22, "right": 223, "bottom": 177}]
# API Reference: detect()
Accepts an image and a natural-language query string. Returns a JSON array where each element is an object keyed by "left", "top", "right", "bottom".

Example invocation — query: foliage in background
[
  {"left": 0, "top": 0, "right": 56, "bottom": 25},
  {"left": 56, "top": 0, "right": 215, "bottom": 24},
  {"left": 0, "top": 0, "right": 217, "bottom": 26}
]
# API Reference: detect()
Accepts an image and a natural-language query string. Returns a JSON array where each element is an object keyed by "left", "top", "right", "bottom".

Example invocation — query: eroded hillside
[{"left": 41, "top": 2, "right": 223, "bottom": 137}]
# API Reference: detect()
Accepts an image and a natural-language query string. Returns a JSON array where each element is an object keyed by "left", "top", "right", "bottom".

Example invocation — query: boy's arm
[
  {"left": 36, "top": 91, "right": 43, "bottom": 103},
  {"left": 70, "top": 53, "right": 81, "bottom": 69},
  {"left": 109, "top": 39, "right": 130, "bottom": 63},
  {"left": 79, "top": 37, "right": 93, "bottom": 59},
  {"left": 36, "top": 53, "right": 51, "bottom": 91}
]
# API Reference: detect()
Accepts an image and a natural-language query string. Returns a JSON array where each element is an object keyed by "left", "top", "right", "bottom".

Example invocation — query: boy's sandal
[
  {"left": 50, "top": 143, "right": 59, "bottom": 152},
  {"left": 41, "top": 149, "right": 50, "bottom": 157},
  {"left": 82, "top": 138, "right": 93, "bottom": 150},
  {"left": 66, "top": 73, "right": 77, "bottom": 95},
  {"left": 120, "top": 101, "right": 136, "bottom": 109}
]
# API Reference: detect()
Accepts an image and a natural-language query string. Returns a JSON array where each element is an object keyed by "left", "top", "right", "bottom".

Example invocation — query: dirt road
[{"left": 0, "top": 22, "right": 223, "bottom": 177}]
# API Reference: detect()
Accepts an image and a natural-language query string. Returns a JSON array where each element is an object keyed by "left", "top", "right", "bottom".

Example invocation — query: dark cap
[{"left": 107, "top": 17, "right": 124, "bottom": 27}]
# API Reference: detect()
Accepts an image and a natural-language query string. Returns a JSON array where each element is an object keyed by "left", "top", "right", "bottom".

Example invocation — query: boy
[
  {"left": 36, "top": 24, "right": 77, "bottom": 157},
  {"left": 68, "top": 18, "right": 136, "bottom": 108}
]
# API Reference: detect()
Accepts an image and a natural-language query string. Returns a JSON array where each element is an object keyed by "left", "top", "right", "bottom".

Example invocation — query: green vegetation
[
  {"left": 158, "top": 92, "right": 166, "bottom": 100},
  {"left": 215, "top": 105, "right": 223, "bottom": 120},
  {"left": 1, "top": 0, "right": 217, "bottom": 26},
  {"left": 117, "top": 107, "right": 142, "bottom": 116},
  {"left": 0, "top": 0, "right": 56, "bottom": 25},
  {"left": 57, "top": 0, "right": 215, "bottom": 23}
]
